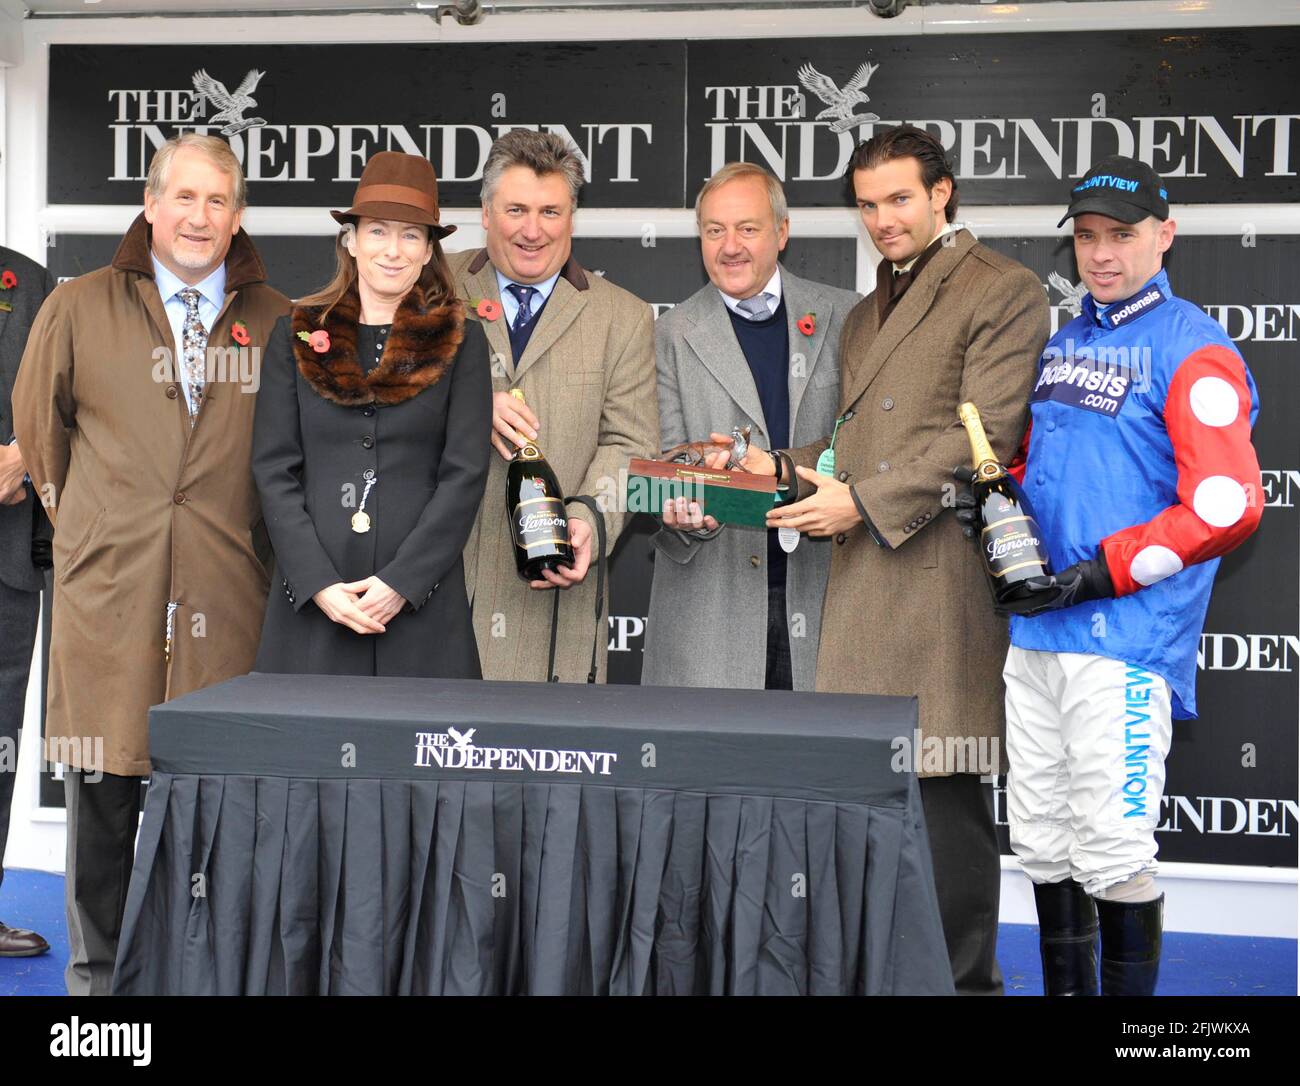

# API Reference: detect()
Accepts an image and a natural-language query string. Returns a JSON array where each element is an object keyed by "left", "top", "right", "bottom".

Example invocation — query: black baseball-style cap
[{"left": 1058, "top": 155, "right": 1170, "bottom": 228}]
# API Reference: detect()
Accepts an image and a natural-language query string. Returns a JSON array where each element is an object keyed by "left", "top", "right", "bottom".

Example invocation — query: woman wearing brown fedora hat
[{"left": 251, "top": 151, "right": 492, "bottom": 678}]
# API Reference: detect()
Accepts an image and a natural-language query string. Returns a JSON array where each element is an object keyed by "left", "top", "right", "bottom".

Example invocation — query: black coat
[
  {"left": 0, "top": 247, "right": 57, "bottom": 594},
  {"left": 252, "top": 284, "right": 491, "bottom": 678}
]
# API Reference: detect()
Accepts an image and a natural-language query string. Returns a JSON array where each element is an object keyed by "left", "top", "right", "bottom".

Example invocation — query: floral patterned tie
[{"left": 178, "top": 288, "right": 207, "bottom": 423}]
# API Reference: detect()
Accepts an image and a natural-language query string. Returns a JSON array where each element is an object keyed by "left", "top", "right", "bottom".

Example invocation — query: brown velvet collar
[
  {"left": 111, "top": 211, "right": 269, "bottom": 291},
  {"left": 465, "top": 246, "right": 590, "bottom": 291},
  {"left": 292, "top": 284, "right": 466, "bottom": 406}
]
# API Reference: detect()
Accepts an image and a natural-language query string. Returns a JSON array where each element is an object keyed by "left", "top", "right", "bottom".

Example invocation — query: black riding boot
[
  {"left": 1097, "top": 894, "right": 1164, "bottom": 997},
  {"left": 1032, "top": 880, "right": 1099, "bottom": 996}
]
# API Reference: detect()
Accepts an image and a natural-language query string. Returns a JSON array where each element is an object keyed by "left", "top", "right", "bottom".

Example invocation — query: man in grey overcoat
[
  {"left": 642, "top": 164, "right": 859, "bottom": 691},
  {"left": 0, "top": 244, "right": 56, "bottom": 957}
]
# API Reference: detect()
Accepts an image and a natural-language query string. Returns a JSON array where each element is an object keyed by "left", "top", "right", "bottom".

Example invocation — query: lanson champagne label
[
  {"left": 513, "top": 496, "right": 569, "bottom": 551},
  {"left": 982, "top": 511, "right": 1048, "bottom": 579}
]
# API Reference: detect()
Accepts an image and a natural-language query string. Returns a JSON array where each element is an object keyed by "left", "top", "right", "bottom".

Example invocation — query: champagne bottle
[
  {"left": 957, "top": 402, "right": 1053, "bottom": 608},
  {"left": 506, "top": 389, "right": 575, "bottom": 581}
]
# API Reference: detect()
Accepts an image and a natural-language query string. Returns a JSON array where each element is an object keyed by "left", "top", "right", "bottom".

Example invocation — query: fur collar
[{"left": 292, "top": 284, "right": 466, "bottom": 406}]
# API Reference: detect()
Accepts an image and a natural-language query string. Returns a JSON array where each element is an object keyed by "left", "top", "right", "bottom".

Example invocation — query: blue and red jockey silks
[{"left": 1008, "top": 268, "right": 1263, "bottom": 718}]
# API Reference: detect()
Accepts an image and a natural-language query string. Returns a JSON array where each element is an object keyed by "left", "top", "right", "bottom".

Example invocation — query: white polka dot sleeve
[{"left": 1099, "top": 344, "right": 1263, "bottom": 596}]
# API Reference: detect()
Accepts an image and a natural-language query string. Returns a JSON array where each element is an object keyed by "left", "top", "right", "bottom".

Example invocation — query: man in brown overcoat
[
  {"left": 12, "top": 134, "right": 289, "bottom": 994},
  {"left": 446, "top": 130, "right": 657, "bottom": 683},
  {"left": 738, "top": 127, "right": 1049, "bottom": 994}
]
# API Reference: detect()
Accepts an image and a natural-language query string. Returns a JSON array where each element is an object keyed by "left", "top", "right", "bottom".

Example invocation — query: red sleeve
[
  {"left": 1100, "top": 345, "right": 1262, "bottom": 597},
  {"left": 1008, "top": 419, "right": 1031, "bottom": 484}
]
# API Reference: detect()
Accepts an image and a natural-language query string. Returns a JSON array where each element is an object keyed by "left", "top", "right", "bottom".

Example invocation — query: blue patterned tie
[
  {"left": 178, "top": 288, "right": 207, "bottom": 423},
  {"left": 507, "top": 284, "right": 539, "bottom": 332}
]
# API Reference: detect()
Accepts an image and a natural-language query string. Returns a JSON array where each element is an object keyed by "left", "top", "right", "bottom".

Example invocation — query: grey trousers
[
  {"left": 919, "top": 773, "right": 1005, "bottom": 996},
  {"left": 0, "top": 579, "right": 40, "bottom": 896},
  {"left": 64, "top": 769, "right": 142, "bottom": 996}
]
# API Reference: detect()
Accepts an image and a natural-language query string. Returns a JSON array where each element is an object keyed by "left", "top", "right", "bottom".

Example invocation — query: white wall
[{"left": 2, "top": 0, "right": 1296, "bottom": 940}]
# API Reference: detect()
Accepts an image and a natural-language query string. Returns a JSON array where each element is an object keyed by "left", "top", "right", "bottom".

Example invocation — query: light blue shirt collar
[
  {"left": 151, "top": 254, "right": 227, "bottom": 312},
  {"left": 495, "top": 269, "right": 561, "bottom": 327}
]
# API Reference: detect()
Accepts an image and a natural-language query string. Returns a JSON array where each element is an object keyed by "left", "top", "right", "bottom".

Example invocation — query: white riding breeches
[{"left": 1003, "top": 646, "right": 1173, "bottom": 897}]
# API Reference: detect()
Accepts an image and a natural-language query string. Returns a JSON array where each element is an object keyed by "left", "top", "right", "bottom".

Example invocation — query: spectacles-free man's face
[
  {"left": 144, "top": 146, "right": 242, "bottom": 283},
  {"left": 698, "top": 176, "right": 789, "bottom": 300},
  {"left": 482, "top": 166, "right": 575, "bottom": 285},
  {"left": 1072, "top": 212, "right": 1176, "bottom": 306},
  {"left": 852, "top": 156, "right": 950, "bottom": 267}
]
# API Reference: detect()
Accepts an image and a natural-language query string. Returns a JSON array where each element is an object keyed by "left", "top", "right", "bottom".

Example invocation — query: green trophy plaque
[{"left": 626, "top": 458, "right": 778, "bottom": 529}]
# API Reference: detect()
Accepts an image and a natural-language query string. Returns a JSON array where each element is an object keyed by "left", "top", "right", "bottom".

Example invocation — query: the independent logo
[
  {"left": 191, "top": 68, "right": 267, "bottom": 135},
  {"left": 414, "top": 727, "right": 618, "bottom": 776},
  {"left": 1048, "top": 272, "right": 1088, "bottom": 319},
  {"left": 796, "top": 60, "right": 881, "bottom": 132}
]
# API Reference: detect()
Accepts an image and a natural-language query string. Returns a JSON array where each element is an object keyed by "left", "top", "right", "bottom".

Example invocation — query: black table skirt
[{"left": 113, "top": 774, "right": 953, "bottom": 995}]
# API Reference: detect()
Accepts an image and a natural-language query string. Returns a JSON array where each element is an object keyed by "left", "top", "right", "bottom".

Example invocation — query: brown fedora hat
[{"left": 331, "top": 151, "right": 456, "bottom": 239}]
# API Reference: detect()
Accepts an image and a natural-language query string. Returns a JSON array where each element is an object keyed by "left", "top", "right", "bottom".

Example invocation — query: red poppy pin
[
  {"left": 472, "top": 297, "right": 502, "bottom": 321},
  {"left": 797, "top": 312, "right": 816, "bottom": 336},
  {"left": 231, "top": 320, "right": 251, "bottom": 346},
  {"left": 0, "top": 270, "right": 17, "bottom": 290},
  {"left": 297, "top": 329, "right": 331, "bottom": 354}
]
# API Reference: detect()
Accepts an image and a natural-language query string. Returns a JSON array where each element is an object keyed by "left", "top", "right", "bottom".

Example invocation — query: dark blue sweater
[{"left": 726, "top": 297, "right": 789, "bottom": 592}]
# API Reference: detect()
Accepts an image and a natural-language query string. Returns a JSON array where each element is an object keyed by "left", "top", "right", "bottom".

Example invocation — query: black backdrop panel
[
  {"left": 48, "top": 29, "right": 1300, "bottom": 209},
  {"left": 686, "top": 29, "right": 1300, "bottom": 205},
  {"left": 47, "top": 42, "right": 685, "bottom": 208}
]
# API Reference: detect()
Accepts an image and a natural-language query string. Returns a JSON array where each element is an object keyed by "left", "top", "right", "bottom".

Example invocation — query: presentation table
[{"left": 112, "top": 673, "right": 954, "bottom": 995}]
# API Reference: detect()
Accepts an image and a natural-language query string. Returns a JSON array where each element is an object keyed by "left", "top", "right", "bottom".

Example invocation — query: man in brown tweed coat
[
  {"left": 446, "top": 130, "right": 658, "bottom": 683},
  {"left": 736, "top": 126, "right": 1050, "bottom": 995}
]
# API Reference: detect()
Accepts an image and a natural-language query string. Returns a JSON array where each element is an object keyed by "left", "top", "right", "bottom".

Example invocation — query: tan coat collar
[{"left": 111, "top": 211, "right": 270, "bottom": 292}]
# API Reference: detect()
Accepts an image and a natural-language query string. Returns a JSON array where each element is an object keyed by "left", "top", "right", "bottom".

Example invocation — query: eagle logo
[
  {"left": 1048, "top": 272, "right": 1089, "bottom": 318},
  {"left": 191, "top": 68, "right": 268, "bottom": 136},
  {"left": 797, "top": 61, "right": 881, "bottom": 133},
  {"left": 447, "top": 727, "right": 476, "bottom": 752}
]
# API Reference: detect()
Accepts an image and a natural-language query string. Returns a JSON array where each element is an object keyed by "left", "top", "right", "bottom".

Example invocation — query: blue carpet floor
[
  {"left": 1, "top": 868, "right": 1294, "bottom": 996},
  {"left": 0, "top": 870, "right": 67, "bottom": 996}
]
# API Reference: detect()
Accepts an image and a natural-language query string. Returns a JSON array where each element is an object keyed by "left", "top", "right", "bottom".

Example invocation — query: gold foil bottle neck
[
  {"left": 509, "top": 388, "right": 545, "bottom": 460},
  {"left": 957, "top": 402, "right": 1005, "bottom": 482}
]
